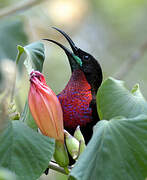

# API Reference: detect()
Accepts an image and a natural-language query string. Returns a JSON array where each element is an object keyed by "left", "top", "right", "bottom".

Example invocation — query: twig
[
  {"left": 0, "top": 0, "right": 46, "bottom": 19},
  {"left": 10, "top": 48, "right": 22, "bottom": 103},
  {"left": 114, "top": 41, "right": 147, "bottom": 79},
  {"left": 48, "top": 161, "right": 71, "bottom": 175}
]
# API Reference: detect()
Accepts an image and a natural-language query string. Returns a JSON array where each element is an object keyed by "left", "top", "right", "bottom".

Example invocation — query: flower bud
[
  {"left": 64, "top": 130, "right": 79, "bottom": 160},
  {"left": 74, "top": 126, "right": 86, "bottom": 155},
  {"left": 28, "top": 71, "right": 64, "bottom": 143},
  {"left": 74, "top": 125, "right": 85, "bottom": 142}
]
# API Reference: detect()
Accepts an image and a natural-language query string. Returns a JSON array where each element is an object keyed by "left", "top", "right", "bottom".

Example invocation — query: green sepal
[{"left": 53, "top": 140, "right": 69, "bottom": 171}]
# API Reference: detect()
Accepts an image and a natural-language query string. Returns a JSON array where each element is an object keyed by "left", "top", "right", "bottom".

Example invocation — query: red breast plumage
[{"left": 58, "top": 69, "right": 92, "bottom": 130}]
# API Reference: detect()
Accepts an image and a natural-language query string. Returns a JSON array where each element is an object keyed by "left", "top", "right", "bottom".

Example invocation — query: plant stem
[
  {"left": 114, "top": 41, "right": 147, "bottom": 79},
  {"left": 0, "top": 0, "right": 46, "bottom": 19},
  {"left": 48, "top": 161, "right": 71, "bottom": 175},
  {"left": 10, "top": 47, "right": 23, "bottom": 103}
]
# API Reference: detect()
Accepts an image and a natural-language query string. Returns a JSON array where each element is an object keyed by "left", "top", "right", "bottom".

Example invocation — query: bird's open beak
[
  {"left": 52, "top": 27, "right": 78, "bottom": 54},
  {"left": 43, "top": 27, "right": 82, "bottom": 68},
  {"left": 43, "top": 38, "right": 73, "bottom": 57}
]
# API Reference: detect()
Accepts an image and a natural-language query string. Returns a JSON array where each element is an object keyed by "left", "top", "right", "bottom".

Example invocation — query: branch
[
  {"left": 0, "top": 0, "right": 46, "bottom": 19},
  {"left": 48, "top": 161, "right": 71, "bottom": 175},
  {"left": 114, "top": 41, "right": 147, "bottom": 79}
]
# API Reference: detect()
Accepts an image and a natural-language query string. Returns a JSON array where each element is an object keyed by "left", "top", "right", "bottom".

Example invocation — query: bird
[{"left": 44, "top": 27, "right": 103, "bottom": 144}]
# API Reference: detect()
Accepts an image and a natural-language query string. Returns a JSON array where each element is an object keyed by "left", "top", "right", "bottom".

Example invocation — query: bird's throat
[
  {"left": 65, "top": 69, "right": 91, "bottom": 90},
  {"left": 57, "top": 69, "right": 93, "bottom": 130}
]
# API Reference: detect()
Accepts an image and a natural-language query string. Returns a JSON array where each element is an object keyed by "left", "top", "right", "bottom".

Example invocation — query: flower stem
[
  {"left": 64, "top": 167, "right": 70, "bottom": 175},
  {"left": 10, "top": 47, "right": 23, "bottom": 103},
  {"left": 48, "top": 161, "right": 71, "bottom": 175}
]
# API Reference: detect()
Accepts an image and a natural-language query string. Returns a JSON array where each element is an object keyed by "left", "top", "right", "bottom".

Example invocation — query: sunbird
[{"left": 44, "top": 27, "right": 103, "bottom": 144}]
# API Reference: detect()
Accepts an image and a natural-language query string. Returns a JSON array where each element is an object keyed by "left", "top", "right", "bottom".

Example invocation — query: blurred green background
[{"left": 0, "top": 0, "right": 147, "bottom": 179}]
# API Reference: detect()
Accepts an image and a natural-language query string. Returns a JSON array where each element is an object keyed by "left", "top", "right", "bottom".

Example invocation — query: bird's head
[{"left": 44, "top": 27, "right": 103, "bottom": 92}]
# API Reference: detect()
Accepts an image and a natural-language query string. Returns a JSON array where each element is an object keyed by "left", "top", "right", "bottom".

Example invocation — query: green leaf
[
  {"left": 20, "top": 101, "right": 38, "bottom": 130},
  {"left": 97, "top": 77, "right": 147, "bottom": 120},
  {"left": 17, "top": 41, "right": 45, "bottom": 128},
  {"left": 69, "top": 115, "right": 147, "bottom": 180},
  {"left": 0, "top": 121, "right": 55, "bottom": 180},
  {"left": 16, "top": 41, "right": 45, "bottom": 73}
]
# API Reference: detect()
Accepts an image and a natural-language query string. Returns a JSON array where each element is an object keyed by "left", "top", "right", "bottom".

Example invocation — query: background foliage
[{"left": 1, "top": 0, "right": 147, "bottom": 179}]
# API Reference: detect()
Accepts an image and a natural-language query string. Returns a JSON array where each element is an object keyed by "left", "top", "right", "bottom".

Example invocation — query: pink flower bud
[{"left": 28, "top": 71, "right": 64, "bottom": 143}]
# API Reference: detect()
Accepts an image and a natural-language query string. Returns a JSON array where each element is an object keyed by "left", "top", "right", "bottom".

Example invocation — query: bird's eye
[{"left": 83, "top": 55, "right": 89, "bottom": 60}]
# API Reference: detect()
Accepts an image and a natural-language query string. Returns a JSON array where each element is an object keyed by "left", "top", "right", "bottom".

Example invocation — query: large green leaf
[
  {"left": 18, "top": 41, "right": 45, "bottom": 129},
  {"left": 97, "top": 77, "right": 147, "bottom": 120},
  {"left": 69, "top": 115, "right": 147, "bottom": 180},
  {"left": 0, "top": 121, "right": 55, "bottom": 180}
]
